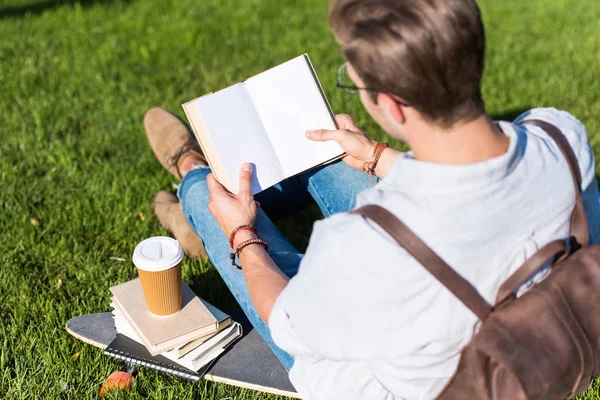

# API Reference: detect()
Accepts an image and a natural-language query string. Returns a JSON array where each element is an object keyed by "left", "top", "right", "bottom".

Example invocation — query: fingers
[
  {"left": 306, "top": 114, "right": 361, "bottom": 143},
  {"left": 305, "top": 128, "right": 345, "bottom": 143},
  {"left": 238, "top": 163, "right": 253, "bottom": 198},
  {"left": 334, "top": 114, "right": 357, "bottom": 129}
]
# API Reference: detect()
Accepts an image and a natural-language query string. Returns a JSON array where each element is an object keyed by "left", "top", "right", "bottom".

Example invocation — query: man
[{"left": 146, "top": 0, "right": 600, "bottom": 398}]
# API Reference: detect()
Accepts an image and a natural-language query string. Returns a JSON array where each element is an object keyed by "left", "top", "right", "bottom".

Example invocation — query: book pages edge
[{"left": 182, "top": 101, "right": 234, "bottom": 191}]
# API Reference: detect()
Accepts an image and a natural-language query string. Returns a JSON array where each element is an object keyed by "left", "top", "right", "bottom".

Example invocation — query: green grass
[{"left": 1, "top": 0, "right": 599, "bottom": 398}]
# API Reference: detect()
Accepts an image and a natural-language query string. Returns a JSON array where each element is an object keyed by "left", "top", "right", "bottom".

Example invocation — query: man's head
[{"left": 330, "top": 0, "right": 487, "bottom": 135}]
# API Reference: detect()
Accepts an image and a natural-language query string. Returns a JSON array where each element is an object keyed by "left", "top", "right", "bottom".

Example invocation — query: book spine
[{"left": 104, "top": 350, "right": 200, "bottom": 382}]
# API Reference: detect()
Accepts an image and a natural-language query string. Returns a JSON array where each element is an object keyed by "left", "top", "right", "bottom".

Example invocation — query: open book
[{"left": 183, "top": 54, "right": 343, "bottom": 194}]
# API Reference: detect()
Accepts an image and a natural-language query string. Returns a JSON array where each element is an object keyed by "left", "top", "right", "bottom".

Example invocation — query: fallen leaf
[
  {"left": 30, "top": 218, "right": 39, "bottom": 226},
  {"left": 100, "top": 371, "right": 134, "bottom": 397},
  {"left": 71, "top": 352, "right": 80, "bottom": 361},
  {"left": 139, "top": 211, "right": 145, "bottom": 221},
  {"left": 56, "top": 279, "right": 62, "bottom": 288}
]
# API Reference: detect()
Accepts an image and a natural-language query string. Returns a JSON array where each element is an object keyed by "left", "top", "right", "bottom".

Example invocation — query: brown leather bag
[{"left": 352, "top": 120, "right": 600, "bottom": 399}]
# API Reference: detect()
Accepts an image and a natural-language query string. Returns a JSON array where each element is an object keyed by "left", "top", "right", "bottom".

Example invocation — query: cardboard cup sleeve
[{"left": 137, "top": 264, "right": 182, "bottom": 316}]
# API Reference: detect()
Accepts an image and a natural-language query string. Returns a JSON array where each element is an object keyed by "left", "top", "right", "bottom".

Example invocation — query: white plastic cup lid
[{"left": 132, "top": 236, "right": 184, "bottom": 272}]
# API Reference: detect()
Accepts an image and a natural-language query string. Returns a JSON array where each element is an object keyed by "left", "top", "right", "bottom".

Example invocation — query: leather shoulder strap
[
  {"left": 495, "top": 239, "right": 569, "bottom": 305},
  {"left": 351, "top": 205, "right": 493, "bottom": 321},
  {"left": 518, "top": 119, "right": 589, "bottom": 248}
]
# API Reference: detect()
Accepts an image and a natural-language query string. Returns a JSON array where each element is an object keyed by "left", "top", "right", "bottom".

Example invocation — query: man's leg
[
  {"left": 254, "top": 174, "right": 315, "bottom": 221},
  {"left": 178, "top": 166, "right": 300, "bottom": 371},
  {"left": 257, "top": 160, "right": 373, "bottom": 220},
  {"left": 303, "top": 160, "right": 373, "bottom": 217}
]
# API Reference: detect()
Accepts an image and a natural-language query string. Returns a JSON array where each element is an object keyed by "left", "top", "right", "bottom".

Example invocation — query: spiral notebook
[{"left": 104, "top": 334, "right": 214, "bottom": 381}]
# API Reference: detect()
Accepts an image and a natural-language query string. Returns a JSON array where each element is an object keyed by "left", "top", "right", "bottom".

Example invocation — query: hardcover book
[
  {"left": 113, "top": 303, "right": 242, "bottom": 372},
  {"left": 110, "top": 279, "right": 225, "bottom": 355},
  {"left": 182, "top": 54, "right": 343, "bottom": 194}
]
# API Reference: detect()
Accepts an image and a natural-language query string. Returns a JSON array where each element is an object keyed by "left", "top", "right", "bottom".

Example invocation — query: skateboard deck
[{"left": 66, "top": 312, "right": 298, "bottom": 398}]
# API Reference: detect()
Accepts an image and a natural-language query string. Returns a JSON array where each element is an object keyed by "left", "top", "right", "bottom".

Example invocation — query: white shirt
[{"left": 268, "top": 108, "right": 600, "bottom": 400}]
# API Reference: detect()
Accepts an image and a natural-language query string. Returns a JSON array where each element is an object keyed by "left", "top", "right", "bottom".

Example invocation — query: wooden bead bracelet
[
  {"left": 229, "top": 238, "right": 269, "bottom": 269},
  {"left": 228, "top": 224, "right": 257, "bottom": 249}
]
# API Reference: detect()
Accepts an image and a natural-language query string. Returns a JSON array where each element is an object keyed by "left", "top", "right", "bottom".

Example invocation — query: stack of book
[{"left": 105, "top": 278, "right": 241, "bottom": 380}]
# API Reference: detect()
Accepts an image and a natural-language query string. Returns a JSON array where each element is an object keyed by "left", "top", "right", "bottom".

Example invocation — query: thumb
[
  {"left": 238, "top": 163, "right": 253, "bottom": 197},
  {"left": 207, "top": 173, "right": 227, "bottom": 197},
  {"left": 305, "top": 129, "right": 344, "bottom": 143}
]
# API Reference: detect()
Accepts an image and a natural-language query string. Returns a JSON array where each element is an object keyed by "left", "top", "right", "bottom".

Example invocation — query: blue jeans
[{"left": 178, "top": 160, "right": 371, "bottom": 371}]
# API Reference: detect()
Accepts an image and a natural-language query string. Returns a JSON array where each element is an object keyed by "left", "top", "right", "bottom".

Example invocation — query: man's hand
[
  {"left": 306, "top": 114, "right": 377, "bottom": 171},
  {"left": 207, "top": 163, "right": 258, "bottom": 237},
  {"left": 208, "top": 164, "right": 288, "bottom": 324}
]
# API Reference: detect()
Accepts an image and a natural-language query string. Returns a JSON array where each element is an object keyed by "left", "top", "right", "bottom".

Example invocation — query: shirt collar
[{"left": 381, "top": 121, "right": 525, "bottom": 194}]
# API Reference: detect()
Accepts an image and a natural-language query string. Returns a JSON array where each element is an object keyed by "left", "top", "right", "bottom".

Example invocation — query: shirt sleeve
[
  {"left": 268, "top": 211, "right": 459, "bottom": 400},
  {"left": 514, "top": 107, "right": 595, "bottom": 189},
  {"left": 514, "top": 107, "right": 600, "bottom": 244},
  {"left": 268, "top": 213, "right": 371, "bottom": 359},
  {"left": 268, "top": 212, "right": 443, "bottom": 360}
]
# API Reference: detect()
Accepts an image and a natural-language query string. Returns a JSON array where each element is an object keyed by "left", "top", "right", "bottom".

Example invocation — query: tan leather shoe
[
  {"left": 144, "top": 107, "right": 206, "bottom": 180},
  {"left": 152, "top": 191, "right": 206, "bottom": 258}
]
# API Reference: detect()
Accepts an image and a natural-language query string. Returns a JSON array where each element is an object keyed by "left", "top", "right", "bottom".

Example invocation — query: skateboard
[{"left": 66, "top": 311, "right": 299, "bottom": 398}]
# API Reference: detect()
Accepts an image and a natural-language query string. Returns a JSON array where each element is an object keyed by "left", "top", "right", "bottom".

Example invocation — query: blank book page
[
  {"left": 194, "top": 83, "right": 284, "bottom": 194},
  {"left": 244, "top": 55, "right": 343, "bottom": 178}
]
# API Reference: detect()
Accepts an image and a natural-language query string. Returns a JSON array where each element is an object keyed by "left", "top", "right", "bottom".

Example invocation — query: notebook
[
  {"left": 182, "top": 54, "right": 344, "bottom": 195},
  {"left": 110, "top": 279, "right": 224, "bottom": 355},
  {"left": 104, "top": 334, "right": 213, "bottom": 381}
]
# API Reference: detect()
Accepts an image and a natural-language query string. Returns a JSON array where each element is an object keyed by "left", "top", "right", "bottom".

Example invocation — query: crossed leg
[{"left": 178, "top": 160, "right": 371, "bottom": 370}]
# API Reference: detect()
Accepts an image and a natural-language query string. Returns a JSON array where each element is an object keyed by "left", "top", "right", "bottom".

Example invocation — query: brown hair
[{"left": 330, "top": 0, "right": 487, "bottom": 127}]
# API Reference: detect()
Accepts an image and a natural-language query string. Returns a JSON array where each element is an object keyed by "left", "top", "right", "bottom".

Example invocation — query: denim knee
[{"left": 178, "top": 168, "right": 212, "bottom": 231}]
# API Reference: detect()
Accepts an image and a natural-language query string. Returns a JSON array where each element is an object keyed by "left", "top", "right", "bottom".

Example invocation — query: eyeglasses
[
  {"left": 336, "top": 62, "right": 378, "bottom": 95},
  {"left": 335, "top": 62, "right": 410, "bottom": 106}
]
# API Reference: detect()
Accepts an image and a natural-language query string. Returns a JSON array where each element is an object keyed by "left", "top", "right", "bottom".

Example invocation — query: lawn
[{"left": 1, "top": 0, "right": 599, "bottom": 398}]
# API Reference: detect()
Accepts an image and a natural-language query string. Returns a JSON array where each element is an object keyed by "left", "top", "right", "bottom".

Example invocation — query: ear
[{"left": 377, "top": 92, "right": 406, "bottom": 125}]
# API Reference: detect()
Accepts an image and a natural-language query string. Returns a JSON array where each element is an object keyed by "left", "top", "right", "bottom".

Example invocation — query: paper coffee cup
[{"left": 132, "top": 237, "right": 184, "bottom": 316}]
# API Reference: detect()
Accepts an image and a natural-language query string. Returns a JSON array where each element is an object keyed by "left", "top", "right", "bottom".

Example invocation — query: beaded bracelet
[
  {"left": 229, "top": 227, "right": 257, "bottom": 249},
  {"left": 228, "top": 224, "right": 256, "bottom": 248},
  {"left": 229, "top": 238, "right": 269, "bottom": 269}
]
